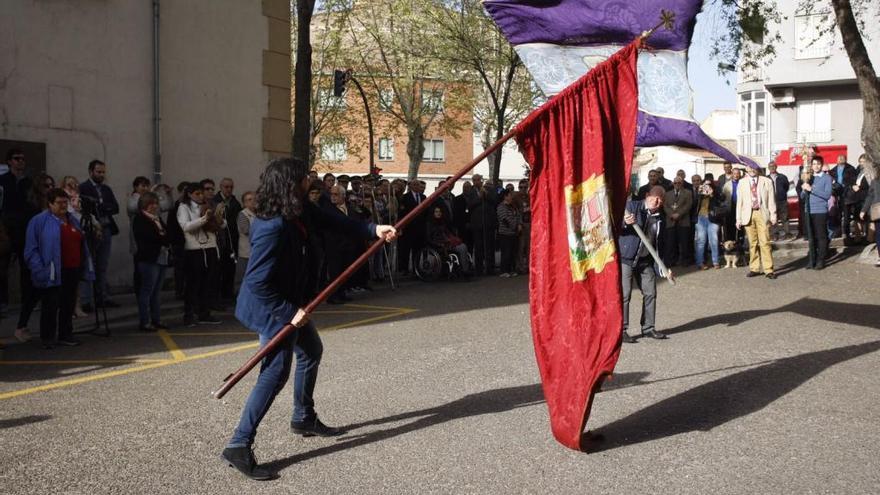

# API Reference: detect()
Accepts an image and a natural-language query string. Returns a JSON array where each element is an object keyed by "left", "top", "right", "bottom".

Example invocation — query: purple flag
[{"left": 485, "top": 0, "right": 757, "bottom": 167}]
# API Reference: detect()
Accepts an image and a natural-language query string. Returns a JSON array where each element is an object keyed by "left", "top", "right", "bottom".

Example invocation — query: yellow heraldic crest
[{"left": 565, "top": 174, "right": 616, "bottom": 282}]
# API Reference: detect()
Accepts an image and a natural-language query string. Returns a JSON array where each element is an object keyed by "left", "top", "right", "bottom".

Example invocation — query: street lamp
[{"left": 334, "top": 69, "right": 379, "bottom": 176}]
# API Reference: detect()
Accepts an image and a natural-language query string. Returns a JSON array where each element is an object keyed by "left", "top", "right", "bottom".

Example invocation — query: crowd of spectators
[
  {"left": 2, "top": 143, "right": 877, "bottom": 349},
  {"left": 0, "top": 148, "right": 534, "bottom": 349},
  {"left": 633, "top": 151, "right": 880, "bottom": 277}
]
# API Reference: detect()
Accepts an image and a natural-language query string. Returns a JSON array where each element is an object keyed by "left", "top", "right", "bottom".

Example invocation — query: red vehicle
[{"left": 772, "top": 144, "right": 848, "bottom": 223}]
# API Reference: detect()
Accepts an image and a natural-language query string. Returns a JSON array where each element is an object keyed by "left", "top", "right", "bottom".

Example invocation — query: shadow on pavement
[
  {"left": 588, "top": 340, "right": 880, "bottom": 452},
  {"left": 265, "top": 383, "right": 544, "bottom": 472},
  {"left": 775, "top": 247, "right": 861, "bottom": 277},
  {"left": 663, "top": 297, "right": 880, "bottom": 336},
  {"left": 0, "top": 414, "right": 52, "bottom": 429}
]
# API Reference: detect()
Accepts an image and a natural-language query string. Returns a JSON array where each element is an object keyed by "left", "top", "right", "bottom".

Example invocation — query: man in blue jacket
[
  {"left": 619, "top": 186, "right": 671, "bottom": 344},
  {"left": 800, "top": 156, "right": 834, "bottom": 269},
  {"left": 222, "top": 158, "right": 396, "bottom": 481}
]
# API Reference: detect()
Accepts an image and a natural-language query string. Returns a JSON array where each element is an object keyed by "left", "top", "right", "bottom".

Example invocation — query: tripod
[{"left": 78, "top": 211, "right": 110, "bottom": 336}]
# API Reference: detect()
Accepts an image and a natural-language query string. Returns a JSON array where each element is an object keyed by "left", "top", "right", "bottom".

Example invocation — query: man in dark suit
[
  {"left": 619, "top": 186, "right": 671, "bottom": 343},
  {"left": 767, "top": 161, "right": 791, "bottom": 240},
  {"left": 79, "top": 159, "right": 120, "bottom": 309},
  {"left": 830, "top": 154, "right": 857, "bottom": 238},
  {"left": 215, "top": 178, "right": 243, "bottom": 301}
]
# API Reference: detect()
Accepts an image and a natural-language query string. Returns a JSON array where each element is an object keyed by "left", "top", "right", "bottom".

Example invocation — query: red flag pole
[{"left": 212, "top": 128, "right": 518, "bottom": 399}]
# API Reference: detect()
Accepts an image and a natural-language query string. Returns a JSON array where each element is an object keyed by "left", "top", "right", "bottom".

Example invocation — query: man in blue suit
[
  {"left": 222, "top": 158, "right": 396, "bottom": 481},
  {"left": 619, "top": 186, "right": 671, "bottom": 343}
]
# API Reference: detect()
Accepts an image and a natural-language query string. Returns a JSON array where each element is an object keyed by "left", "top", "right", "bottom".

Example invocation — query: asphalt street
[{"left": 1, "top": 250, "right": 879, "bottom": 494}]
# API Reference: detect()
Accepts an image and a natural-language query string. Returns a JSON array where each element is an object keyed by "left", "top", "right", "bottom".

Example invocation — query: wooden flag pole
[{"left": 212, "top": 128, "right": 518, "bottom": 399}]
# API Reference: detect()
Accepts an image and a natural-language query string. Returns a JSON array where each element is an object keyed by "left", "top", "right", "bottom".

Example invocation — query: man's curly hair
[{"left": 255, "top": 158, "right": 309, "bottom": 220}]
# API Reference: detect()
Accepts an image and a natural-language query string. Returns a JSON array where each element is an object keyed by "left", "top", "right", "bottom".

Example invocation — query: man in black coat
[
  {"left": 767, "top": 161, "right": 791, "bottom": 240},
  {"left": 0, "top": 149, "right": 32, "bottom": 313},
  {"left": 79, "top": 159, "right": 120, "bottom": 308},
  {"left": 398, "top": 179, "right": 427, "bottom": 274},
  {"left": 215, "top": 178, "right": 243, "bottom": 301},
  {"left": 830, "top": 154, "right": 857, "bottom": 238}
]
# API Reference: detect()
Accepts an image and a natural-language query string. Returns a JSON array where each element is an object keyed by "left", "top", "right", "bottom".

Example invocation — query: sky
[{"left": 689, "top": 1, "right": 738, "bottom": 122}]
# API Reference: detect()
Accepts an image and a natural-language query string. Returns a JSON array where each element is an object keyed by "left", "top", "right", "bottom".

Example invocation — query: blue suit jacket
[
  {"left": 619, "top": 199, "right": 664, "bottom": 270},
  {"left": 236, "top": 208, "right": 375, "bottom": 337}
]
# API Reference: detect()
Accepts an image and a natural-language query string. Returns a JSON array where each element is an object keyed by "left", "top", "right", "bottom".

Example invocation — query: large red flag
[{"left": 516, "top": 42, "right": 639, "bottom": 450}]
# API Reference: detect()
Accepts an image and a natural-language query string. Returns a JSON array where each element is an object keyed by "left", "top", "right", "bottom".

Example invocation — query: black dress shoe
[
  {"left": 290, "top": 418, "right": 345, "bottom": 437},
  {"left": 220, "top": 447, "right": 274, "bottom": 481},
  {"left": 746, "top": 271, "right": 761, "bottom": 278},
  {"left": 621, "top": 332, "right": 638, "bottom": 344},
  {"left": 642, "top": 330, "right": 668, "bottom": 340},
  {"left": 765, "top": 272, "right": 777, "bottom": 279}
]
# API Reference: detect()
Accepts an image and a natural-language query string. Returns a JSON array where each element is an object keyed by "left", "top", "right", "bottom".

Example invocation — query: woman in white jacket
[{"left": 177, "top": 182, "right": 225, "bottom": 326}]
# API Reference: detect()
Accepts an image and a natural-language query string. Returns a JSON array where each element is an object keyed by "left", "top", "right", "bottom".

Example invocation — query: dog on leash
[{"left": 722, "top": 240, "right": 740, "bottom": 268}]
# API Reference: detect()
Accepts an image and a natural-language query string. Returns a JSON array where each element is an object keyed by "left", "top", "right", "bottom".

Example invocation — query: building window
[
  {"left": 738, "top": 91, "right": 767, "bottom": 157},
  {"left": 422, "top": 139, "right": 445, "bottom": 162},
  {"left": 795, "top": 14, "right": 833, "bottom": 59},
  {"left": 378, "top": 89, "right": 394, "bottom": 112},
  {"left": 379, "top": 138, "right": 394, "bottom": 161},
  {"left": 797, "top": 100, "right": 832, "bottom": 143},
  {"left": 320, "top": 137, "right": 347, "bottom": 161},
  {"left": 317, "top": 88, "right": 346, "bottom": 111},
  {"left": 421, "top": 89, "right": 444, "bottom": 113}
]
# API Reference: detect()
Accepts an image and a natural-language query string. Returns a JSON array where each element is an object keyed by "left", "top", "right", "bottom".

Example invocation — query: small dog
[{"left": 722, "top": 240, "right": 740, "bottom": 268}]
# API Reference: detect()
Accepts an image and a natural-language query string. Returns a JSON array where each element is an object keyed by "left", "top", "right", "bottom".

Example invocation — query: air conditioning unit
[{"left": 771, "top": 88, "right": 796, "bottom": 106}]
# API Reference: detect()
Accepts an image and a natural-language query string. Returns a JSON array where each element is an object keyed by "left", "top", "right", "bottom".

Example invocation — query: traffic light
[{"left": 333, "top": 69, "right": 350, "bottom": 97}]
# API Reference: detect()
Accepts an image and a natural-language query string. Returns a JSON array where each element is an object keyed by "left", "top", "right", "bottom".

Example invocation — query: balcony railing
[
  {"left": 796, "top": 130, "right": 832, "bottom": 143},
  {"left": 739, "top": 132, "right": 767, "bottom": 157}
]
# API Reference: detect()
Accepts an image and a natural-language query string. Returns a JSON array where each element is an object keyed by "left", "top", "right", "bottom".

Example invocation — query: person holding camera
[
  {"left": 693, "top": 175, "right": 722, "bottom": 269},
  {"left": 78, "top": 160, "right": 120, "bottom": 310},
  {"left": 177, "top": 182, "right": 225, "bottom": 326}
]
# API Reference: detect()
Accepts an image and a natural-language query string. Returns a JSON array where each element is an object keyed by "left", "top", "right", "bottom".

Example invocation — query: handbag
[
  {"left": 870, "top": 202, "right": 880, "bottom": 221},
  {"left": 157, "top": 245, "right": 173, "bottom": 266}
]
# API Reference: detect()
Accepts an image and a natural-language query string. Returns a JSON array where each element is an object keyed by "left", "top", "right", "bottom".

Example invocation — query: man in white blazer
[{"left": 736, "top": 165, "right": 778, "bottom": 279}]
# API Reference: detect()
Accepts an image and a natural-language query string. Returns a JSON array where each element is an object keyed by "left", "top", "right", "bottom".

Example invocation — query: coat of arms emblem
[{"left": 565, "top": 174, "right": 616, "bottom": 281}]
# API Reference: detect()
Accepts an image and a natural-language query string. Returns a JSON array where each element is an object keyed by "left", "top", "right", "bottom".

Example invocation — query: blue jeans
[
  {"left": 694, "top": 216, "right": 720, "bottom": 266},
  {"left": 136, "top": 262, "right": 165, "bottom": 327},
  {"left": 227, "top": 322, "right": 324, "bottom": 448},
  {"left": 81, "top": 227, "right": 113, "bottom": 304}
]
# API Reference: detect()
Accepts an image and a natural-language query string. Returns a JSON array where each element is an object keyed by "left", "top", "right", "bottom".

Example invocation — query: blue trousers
[
  {"left": 694, "top": 216, "right": 720, "bottom": 267},
  {"left": 136, "top": 262, "right": 165, "bottom": 327},
  {"left": 227, "top": 322, "right": 323, "bottom": 448}
]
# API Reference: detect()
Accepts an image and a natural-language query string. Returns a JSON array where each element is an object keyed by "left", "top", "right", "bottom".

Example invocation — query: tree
[
  {"left": 345, "top": 0, "right": 472, "bottom": 179},
  {"left": 292, "top": 0, "right": 318, "bottom": 162},
  {"left": 430, "top": 0, "right": 539, "bottom": 181},
  {"left": 713, "top": 0, "right": 880, "bottom": 164}
]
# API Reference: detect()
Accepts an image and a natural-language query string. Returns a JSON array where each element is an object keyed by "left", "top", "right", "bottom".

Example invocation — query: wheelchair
[{"left": 414, "top": 245, "right": 472, "bottom": 282}]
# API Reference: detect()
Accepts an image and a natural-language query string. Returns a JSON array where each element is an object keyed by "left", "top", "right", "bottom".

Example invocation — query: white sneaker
[
  {"left": 509, "top": 272, "right": 519, "bottom": 277},
  {"left": 14, "top": 328, "right": 32, "bottom": 343},
  {"left": 499, "top": 273, "right": 511, "bottom": 278}
]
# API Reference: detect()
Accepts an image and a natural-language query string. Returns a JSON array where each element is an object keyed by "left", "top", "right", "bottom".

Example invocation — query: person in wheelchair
[{"left": 425, "top": 206, "right": 472, "bottom": 276}]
